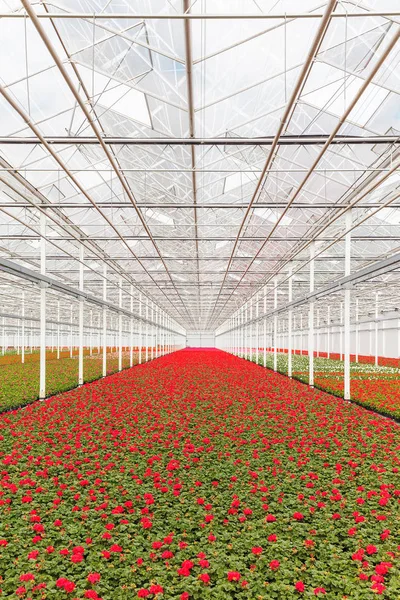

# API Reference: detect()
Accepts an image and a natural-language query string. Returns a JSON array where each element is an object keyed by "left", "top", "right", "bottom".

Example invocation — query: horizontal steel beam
[
  {"left": 1, "top": 135, "right": 398, "bottom": 146},
  {"left": 0, "top": 168, "right": 395, "bottom": 173},
  {"left": 5, "top": 255, "right": 382, "bottom": 262},
  {"left": 0, "top": 11, "right": 397, "bottom": 19},
  {"left": 1, "top": 235, "right": 399, "bottom": 242},
  {"left": 45, "top": 269, "right": 353, "bottom": 275},
  {"left": 2, "top": 202, "right": 399, "bottom": 210}
]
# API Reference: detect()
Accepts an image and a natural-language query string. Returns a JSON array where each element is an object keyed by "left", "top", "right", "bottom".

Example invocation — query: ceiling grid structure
[{"left": 0, "top": 0, "right": 399, "bottom": 332}]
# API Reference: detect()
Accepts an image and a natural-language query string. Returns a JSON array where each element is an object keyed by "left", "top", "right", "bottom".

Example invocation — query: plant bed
[{"left": 0, "top": 350, "right": 399, "bottom": 599}]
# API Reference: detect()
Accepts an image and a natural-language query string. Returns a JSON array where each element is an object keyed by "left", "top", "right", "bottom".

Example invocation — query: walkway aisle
[{"left": 0, "top": 350, "right": 399, "bottom": 599}]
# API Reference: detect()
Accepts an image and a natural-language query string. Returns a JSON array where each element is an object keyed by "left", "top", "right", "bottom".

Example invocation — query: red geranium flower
[{"left": 293, "top": 512, "right": 304, "bottom": 521}]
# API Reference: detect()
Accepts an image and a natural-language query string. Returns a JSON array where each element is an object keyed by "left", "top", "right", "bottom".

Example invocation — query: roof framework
[{"left": 0, "top": 0, "right": 400, "bottom": 333}]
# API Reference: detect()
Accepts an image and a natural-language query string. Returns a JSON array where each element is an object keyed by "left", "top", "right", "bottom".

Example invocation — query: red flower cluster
[{"left": 0, "top": 349, "right": 399, "bottom": 598}]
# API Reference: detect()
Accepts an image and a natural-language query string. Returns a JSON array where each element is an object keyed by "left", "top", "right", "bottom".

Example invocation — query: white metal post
[
  {"left": 398, "top": 318, "right": 400, "bottom": 363},
  {"left": 157, "top": 308, "right": 159, "bottom": 358},
  {"left": 263, "top": 287, "right": 267, "bottom": 367},
  {"left": 344, "top": 210, "right": 352, "bottom": 400},
  {"left": 139, "top": 293, "right": 142, "bottom": 364},
  {"left": 21, "top": 291, "right": 25, "bottom": 364},
  {"left": 339, "top": 302, "right": 343, "bottom": 361},
  {"left": 130, "top": 286, "right": 133, "bottom": 368},
  {"left": 151, "top": 302, "right": 154, "bottom": 360},
  {"left": 236, "top": 312, "right": 238, "bottom": 356},
  {"left": 255, "top": 293, "right": 259, "bottom": 365},
  {"left": 78, "top": 244, "right": 84, "bottom": 386},
  {"left": 102, "top": 263, "right": 107, "bottom": 377},
  {"left": 160, "top": 311, "right": 162, "bottom": 357},
  {"left": 70, "top": 303, "right": 73, "bottom": 358},
  {"left": 288, "top": 268, "right": 293, "bottom": 377},
  {"left": 57, "top": 300, "right": 60, "bottom": 359},
  {"left": 249, "top": 300, "right": 253, "bottom": 361},
  {"left": 118, "top": 277, "right": 123, "bottom": 372},
  {"left": 39, "top": 212, "right": 46, "bottom": 400},
  {"left": 309, "top": 242, "right": 315, "bottom": 387},
  {"left": 145, "top": 298, "right": 149, "bottom": 362},
  {"left": 245, "top": 302, "right": 249, "bottom": 359},
  {"left": 300, "top": 313, "right": 303, "bottom": 355},
  {"left": 273, "top": 278, "right": 278, "bottom": 372},
  {"left": 327, "top": 305, "right": 330, "bottom": 359},
  {"left": 375, "top": 292, "right": 379, "bottom": 366},
  {"left": 89, "top": 309, "right": 93, "bottom": 356},
  {"left": 355, "top": 298, "right": 359, "bottom": 362}
]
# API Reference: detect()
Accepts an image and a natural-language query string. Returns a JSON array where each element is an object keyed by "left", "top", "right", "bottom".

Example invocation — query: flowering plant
[{"left": 0, "top": 350, "right": 399, "bottom": 598}]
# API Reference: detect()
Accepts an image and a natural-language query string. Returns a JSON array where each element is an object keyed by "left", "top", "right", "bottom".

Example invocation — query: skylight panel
[
  {"left": 76, "top": 65, "right": 151, "bottom": 127},
  {"left": 145, "top": 209, "right": 174, "bottom": 226},
  {"left": 224, "top": 172, "right": 258, "bottom": 194},
  {"left": 215, "top": 240, "right": 229, "bottom": 250}
]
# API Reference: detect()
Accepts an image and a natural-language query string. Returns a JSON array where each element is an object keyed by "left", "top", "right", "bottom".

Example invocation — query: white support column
[
  {"left": 130, "top": 286, "right": 134, "bottom": 368},
  {"left": 57, "top": 300, "right": 60, "bottom": 359},
  {"left": 161, "top": 311, "right": 164, "bottom": 356},
  {"left": 245, "top": 302, "right": 249, "bottom": 359},
  {"left": 236, "top": 311, "right": 239, "bottom": 356},
  {"left": 375, "top": 292, "right": 379, "bottom": 366},
  {"left": 39, "top": 212, "right": 46, "bottom": 400},
  {"left": 89, "top": 309, "right": 93, "bottom": 356},
  {"left": 355, "top": 298, "right": 359, "bottom": 363},
  {"left": 288, "top": 268, "right": 293, "bottom": 378},
  {"left": 145, "top": 298, "right": 149, "bottom": 362},
  {"left": 102, "top": 264, "right": 107, "bottom": 378},
  {"left": 249, "top": 300, "right": 253, "bottom": 361},
  {"left": 316, "top": 309, "right": 320, "bottom": 358},
  {"left": 151, "top": 302, "right": 154, "bottom": 360},
  {"left": 300, "top": 313, "right": 303, "bottom": 355},
  {"left": 239, "top": 316, "right": 241, "bottom": 356},
  {"left": 309, "top": 243, "right": 315, "bottom": 387},
  {"left": 78, "top": 245, "right": 84, "bottom": 386},
  {"left": 156, "top": 308, "right": 159, "bottom": 358},
  {"left": 273, "top": 277, "right": 278, "bottom": 372},
  {"left": 327, "top": 305, "right": 331, "bottom": 359},
  {"left": 369, "top": 322, "right": 373, "bottom": 357},
  {"left": 118, "top": 278, "right": 123, "bottom": 372},
  {"left": 256, "top": 294, "right": 259, "bottom": 364},
  {"left": 398, "top": 318, "right": 400, "bottom": 363},
  {"left": 139, "top": 294, "right": 142, "bottom": 364},
  {"left": 70, "top": 303, "right": 73, "bottom": 358},
  {"left": 263, "top": 287, "right": 267, "bottom": 367},
  {"left": 344, "top": 210, "right": 352, "bottom": 401},
  {"left": 21, "top": 291, "right": 25, "bottom": 364},
  {"left": 339, "top": 302, "right": 343, "bottom": 361},
  {"left": 2, "top": 316, "right": 5, "bottom": 355}
]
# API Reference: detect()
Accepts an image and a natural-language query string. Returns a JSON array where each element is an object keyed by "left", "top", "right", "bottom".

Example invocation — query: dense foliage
[
  {"left": 0, "top": 352, "right": 139, "bottom": 412},
  {"left": 252, "top": 353, "right": 400, "bottom": 420},
  {"left": 0, "top": 350, "right": 399, "bottom": 599}
]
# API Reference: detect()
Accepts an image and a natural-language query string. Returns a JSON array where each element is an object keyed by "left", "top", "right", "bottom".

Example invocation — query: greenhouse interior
[{"left": 0, "top": 1, "right": 399, "bottom": 598}]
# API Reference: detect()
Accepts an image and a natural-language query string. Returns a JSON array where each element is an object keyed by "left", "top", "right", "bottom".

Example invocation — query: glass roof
[{"left": 0, "top": 0, "right": 399, "bottom": 332}]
